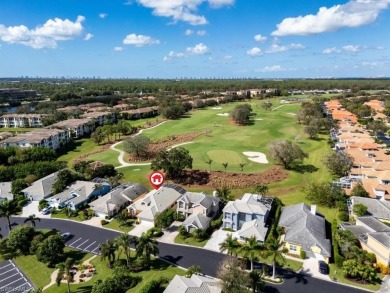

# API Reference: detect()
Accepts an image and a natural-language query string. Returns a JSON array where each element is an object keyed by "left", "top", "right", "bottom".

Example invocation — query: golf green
[{"left": 207, "top": 150, "right": 243, "bottom": 164}]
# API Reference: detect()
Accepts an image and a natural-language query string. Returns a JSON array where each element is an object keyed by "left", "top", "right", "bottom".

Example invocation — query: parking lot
[
  {"left": 0, "top": 260, "right": 34, "bottom": 293},
  {"left": 66, "top": 236, "right": 101, "bottom": 255}
]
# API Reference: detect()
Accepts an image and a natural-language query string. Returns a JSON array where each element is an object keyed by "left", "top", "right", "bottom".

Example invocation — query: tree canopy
[
  {"left": 123, "top": 135, "right": 150, "bottom": 158},
  {"left": 305, "top": 182, "right": 346, "bottom": 208},
  {"left": 268, "top": 139, "right": 308, "bottom": 169},
  {"left": 151, "top": 147, "right": 192, "bottom": 179},
  {"left": 323, "top": 150, "right": 353, "bottom": 177},
  {"left": 230, "top": 104, "right": 254, "bottom": 125}
]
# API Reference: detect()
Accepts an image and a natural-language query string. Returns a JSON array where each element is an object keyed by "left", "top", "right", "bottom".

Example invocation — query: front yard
[{"left": 174, "top": 234, "right": 209, "bottom": 247}]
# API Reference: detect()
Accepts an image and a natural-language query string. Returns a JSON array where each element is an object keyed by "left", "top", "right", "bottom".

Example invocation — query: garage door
[{"left": 314, "top": 253, "right": 325, "bottom": 261}]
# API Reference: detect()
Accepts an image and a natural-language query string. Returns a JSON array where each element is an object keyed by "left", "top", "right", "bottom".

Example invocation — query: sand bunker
[
  {"left": 286, "top": 112, "right": 296, "bottom": 116},
  {"left": 217, "top": 113, "right": 229, "bottom": 116},
  {"left": 212, "top": 107, "right": 222, "bottom": 110},
  {"left": 243, "top": 152, "right": 268, "bottom": 164},
  {"left": 255, "top": 118, "right": 263, "bottom": 120}
]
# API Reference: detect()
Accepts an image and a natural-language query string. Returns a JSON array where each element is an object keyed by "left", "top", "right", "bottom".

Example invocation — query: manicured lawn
[
  {"left": 329, "top": 264, "right": 382, "bottom": 291},
  {"left": 118, "top": 165, "right": 152, "bottom": 187},
  {"left": 104, "top": 218, "right": 136, "bottom": 233},
  {"left": 57, "top": 138, "right": 103, "bottom": 167},
  {"left": 86, "top": 149, "right": 121, "bottom": 167},
  {"left": 51, "top": 211, "right": 84, "bottom": 222},
  {"left": 174, "top": 234, "right": 209, "bottom": 247}
]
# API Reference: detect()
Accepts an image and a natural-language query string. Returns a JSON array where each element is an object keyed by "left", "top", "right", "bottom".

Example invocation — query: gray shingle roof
[
  {"left": 21, "top": 171, "right": 59, "bottom": 199},
  {"left": 350, "top": 196, "right": 390, "bottom": 220},
  {"left": 279, "top": 203, "right": 331, "bottom": 257},
  {"left": 356, "top": 216, "right": 390, "bottom": 233},
  {"left": 237, "top": 219, "right": 268, "bottom": 242},
  {"left": 164, "top": 275, "right": 221, "bottom": 293},
  {"left": 183, "top": 213, "right": 211, "bottom": 230},
  {"left": 223, "top": 193, "right": 271, "bottom": 215},
  {"left": 369, "top": 232, "right": 390, "bottom": 248}
]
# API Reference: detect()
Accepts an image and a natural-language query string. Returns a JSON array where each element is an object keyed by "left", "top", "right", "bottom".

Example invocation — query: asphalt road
[{"left": 1, "top": 217, "right": 369, "bottom": 293}]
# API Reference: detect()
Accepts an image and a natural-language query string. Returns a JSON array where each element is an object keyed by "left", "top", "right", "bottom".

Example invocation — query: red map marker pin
[{"left": 149, "top": 171, "right": 164, "bottom": 190}]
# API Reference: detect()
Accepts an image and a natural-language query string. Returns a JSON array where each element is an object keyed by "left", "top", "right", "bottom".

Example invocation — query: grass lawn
[
  {"left": 104, "top": 218, "right": 136, "bottom": 233},
  {"left": 85, "top": 149, "right": 121, "bottom": 167},
  {"left": 57, "top": 138, "right": 103, "bottom": 167},
  {"left": 329, "top": 264, "right": 382, "bottom": 291},
  {"left": 14, "top": 248, "right": 91, "bottom": 289},
  {"left": 174, "top": 234, "right": 209, "bottom": 247},
  {"left": 118, "top": 165, "right": 151, "bottom": 186},
  {"left": 51, "top": 211, "right": 84, "bottom": 222}
]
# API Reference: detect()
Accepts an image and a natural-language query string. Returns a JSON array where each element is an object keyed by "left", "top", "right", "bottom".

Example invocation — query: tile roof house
[
  {"left": 50, "top": 118, "right": 95, "bottom": 138},
  {"left": 89, "top": 183, "right": 148, "bottom": 218},
  {"left": 348, "top": 196, "right": 390, "bottom": 221},
  {"left": 164, "top": 274, "right": 221, "bottom": 293},
  {"left": 0, "top": 182, "right": 13, "bottom": 202},
  {"left": 340, "top": 216, "right": 390, "bottom": 268},
  {"left": 48, "top": 181, "right": 111, "bottom": 210},
  {"left": 177, "top": 192, "right": 221, "bottom": 232},
  {"left": 21, "top": 172, "right": 59, "bottom": 201},
  {"left": 127, "top": 183, "right": 186, "bottom": 224},
  {"left": 222, "top": 193, "right": 273, "bottom": 243},
  {"left": 278, "top": 203, "right": 331, "bottom": 262}
]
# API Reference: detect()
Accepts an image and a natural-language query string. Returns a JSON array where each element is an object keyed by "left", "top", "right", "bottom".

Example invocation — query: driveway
[
  {"left": 128, "top": 221, "right": 154, "bottom": 237},
  {"left": 157, "top": 221, "right": 180, "bottom": 243},
  {"left": 204, "top": 229, "right": 235, "bottom": 252},
  {"left": 301, "top": 258, "right": 331, "bottom": 281},
  {"left": 377, "top": 275, "right": 390, "bottom": 293},
  {"left": 19, "top": 201, "right": 51, "bottom": 218}
]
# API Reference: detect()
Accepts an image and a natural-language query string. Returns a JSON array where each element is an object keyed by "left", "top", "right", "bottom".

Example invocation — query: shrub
[
  {"left": 38, "top": 199, "right": 49, "bottom": 211},
  {"left": 139, "top": 278, "right": 169, "bottom": 293},
  {"left": 300, "top": 250, "right": 306, "bottom": 259},
  {"left": 338, "top": 211, "right": 349, "bottom": 222},
  {"left": 101, "top": 219, "right": 109, "bottom": 225},
  {"left": 211, "top": 215, "right": 223, "bottom": 229},
  {"left": 377, "top": 263, "right": 390, "bottom": 275}
]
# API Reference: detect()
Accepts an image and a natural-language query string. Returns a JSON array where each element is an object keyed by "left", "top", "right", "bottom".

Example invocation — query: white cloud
[
  {"left": 0, "top": 15, "right": 85, "bottom": 49},
  {"left": 266, "top": 43, "right": 304, "bottom": 53},
  {"left": 186, "top": 43, "right": 209, "bottom": 55},
  {"left": 99, "top": 13, "right": 108, "bottom": 19},
  {"left": 272, "top": 0, "right": 390, "bottom": 36},
  {"left": 136, "top": 0, "right": 234, "bottom": 25},
  {"left": 323, "top": 47, "right": 341, "bottom": 54},
  {"left": 163, "top": 42, "right": 209, "bottom": 61},
  {"left": 197, "top": 30, "right": 206, "bottom": 36},
  {"left": 185, "top": 29, "right": 206, "bottom": 36},
  {"left": 114, "top": 46, "right": 124, "bottom": 51},
  {"left": 185, "top": 29, "right": 194, "bottom": 35},
  {"left": 247, "top": 47, "right": 263, "bottom": 57},
  {"left": 254, "top": 34, "right": 267, "bottom": 42},
  {"left": 84, "top": 33, "right": 94, "bottom": 41},
  {"left": 257, "top": 65, "right": 286, "bottom": 72},
  {"left": 342, "top": 44, "right": 361, "bottom": 52},
  {"left": 122, "top": 33, "right": 160, "bottom": 46}
]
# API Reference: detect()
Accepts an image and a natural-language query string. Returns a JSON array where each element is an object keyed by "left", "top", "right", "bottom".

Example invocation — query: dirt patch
[{"left": 172, "top": 166, "right": 288, "bottom": 189}]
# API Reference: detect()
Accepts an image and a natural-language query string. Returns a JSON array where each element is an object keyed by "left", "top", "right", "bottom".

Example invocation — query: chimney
[
  {"left": 213, "top": 191, "right": 217, "bottom": 197},
  {"left": 310, "top": 205, "right": 316, "bottom": 215}
]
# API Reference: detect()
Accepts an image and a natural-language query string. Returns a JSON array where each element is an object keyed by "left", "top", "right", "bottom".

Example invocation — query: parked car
[
  {"left": 41, "top": 206, "right": 53, "bottom": 215},
  {"left": 61, "top": 232, "right": 73, "bottom": 242},
  {"left": 318, "top": 261, "right": 329, "bottom": 275}
]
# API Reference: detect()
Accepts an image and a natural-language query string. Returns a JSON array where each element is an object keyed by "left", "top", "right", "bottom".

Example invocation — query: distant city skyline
[{"left": 1, "top": 0, "right": 390, "bottom": 78}]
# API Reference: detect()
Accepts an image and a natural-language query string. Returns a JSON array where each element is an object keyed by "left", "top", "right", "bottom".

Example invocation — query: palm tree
[
  {"left": 254, "top": 184, "right": 269, "bottom": 195},
  {"left": 239, "top": 162, "right": 246, "bottom": 175},
  {"left": 205, "top": 159, "right": 213, "bottom": 172},
  {"left": 219, "top": 233, "right": 240, "bottom": 256},
  {"left": 222, "top": 162, "right": 229, "bottom": 173},
  {"left": 249, "top": 270, "right": 265, "bottom": 293},
  {"left": 240, "top": 236, "right": 263, "bottom": 271},
  {"left": 56, "top": 258, "right": 76, "bottom": 293},
  {"left": 136, "top": 232, "right": 159, "bottom": 268},
  {"left": 24, "top": 214, "right": 41, "bottom": 228},
  {"left": 263, "top": 238, "right": 288, "bottom": 279},
  {"left": 116, "top": 233, "right": 136, "bottom": 267},
  {"left": 216, "top": 186, "right": 233, "bottom": 204},
  {"left": 99, "top": 239, "right": 117, "bottom": 266},
  {"left": 0, "top": 199, "right": 20, "bottom": 230}
]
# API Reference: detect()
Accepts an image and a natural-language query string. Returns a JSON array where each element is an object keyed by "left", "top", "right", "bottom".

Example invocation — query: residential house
[
  {"left": 80, "top": 112, "right": 113, "bottom": 126},
  {"left": 128, "top": 183, "right": 186, "bottom": 225},
  {"left": 222, "top": 193, "right": 273, "bottom": 243},
  {"left": 47, "top": 181, "right": 111, "bottom": 210},
  {"left": 177, "top": 192, "right": 220, "bottom": 232},
  {"left": 89, "top": 183, "right": 148, "bottom": 218},
  {"left": 120, "top": 106, "right": 159, "bottom": 120},
  {"left": 0, "top": 114, "right": 48, "bottom": 128},
  {"left": 0, "top": 129, "right": 69, "bottom": 149},
  {"left": 0, "top": 182, "right": 12, "bottom": 202},
  {"left": 340, "top": 216, "right": 390, "bottom": 268},
  {"left": 278, "top": 203, "right": 331, "bottom": 263},
  {"left": 348, "top": 196, "right": 390, "bottom": 222},
  {"left": 164, "top": 274, "right": 221, "bottom": 293},
  {"left": 50, "top": 119, "right": 95, "bottom": 138},
  {"left": 21, "top": 172, "right": 59, "bottom": 201}
]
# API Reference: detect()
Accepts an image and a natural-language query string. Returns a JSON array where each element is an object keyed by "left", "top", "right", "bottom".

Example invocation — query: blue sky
[{"left": 0, "top": 0, "right": 390, "bottom": 78}]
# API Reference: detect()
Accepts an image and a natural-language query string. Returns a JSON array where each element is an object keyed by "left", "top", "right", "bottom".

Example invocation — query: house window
[
  {"left": 225, "top": 213, "right": 231, "bottom": 219},
  {"left": 290, "top": 245, "right": 297, "bottom": 252},
  {"left": 238, "top": 213, "right": 246, "bottom": 221}
]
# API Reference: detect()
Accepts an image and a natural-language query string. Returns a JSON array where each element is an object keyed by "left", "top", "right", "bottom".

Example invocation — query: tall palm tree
[
  {"left": 136, "top": 232, "right": 159, "bottom": 268},
  {"left": 24, "top": 214, "right": 41, "bottom": 228},
  {"left": 249, "top": 270, "right": 265, "bottom": 293},
  {"left": 216, "top": 186, "right": 233, "bottom": 204},
  {"left": 219, "top": 233, "right": 240, "bottom": 256},
  {"left": 240, "top": 235, "right": 263, "bottom": 271},
  {"left": 99, "top": 239, "right": 117, "bottom": 266},
  {"left": 0, "top": 199, "right": 20, "bottom": 230},
  {"left": 263, "top": 238, "right": 288, "bottom": 279},
  {"left": 254, "top": 185, "right": 269, "bottom": 195},
  {"left": 116, "top": 233, "right": 136, "bottom": 267},
  {"left": 222, "top": 162, "right": 229, "bottom": 173},
  {"left": 56, "top": 258, "right": 76, "bottom": 293},
  {"left": 205, "top": 159, "right": 213, "bottom": 172},
  {"left": 239, "top": 163, "right": 246, "bottom": 175}
]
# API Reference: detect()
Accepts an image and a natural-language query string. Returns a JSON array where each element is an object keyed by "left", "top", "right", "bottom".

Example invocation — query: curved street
[{"left": 1, "top": 217, "right": 369, "bottom": 293}]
